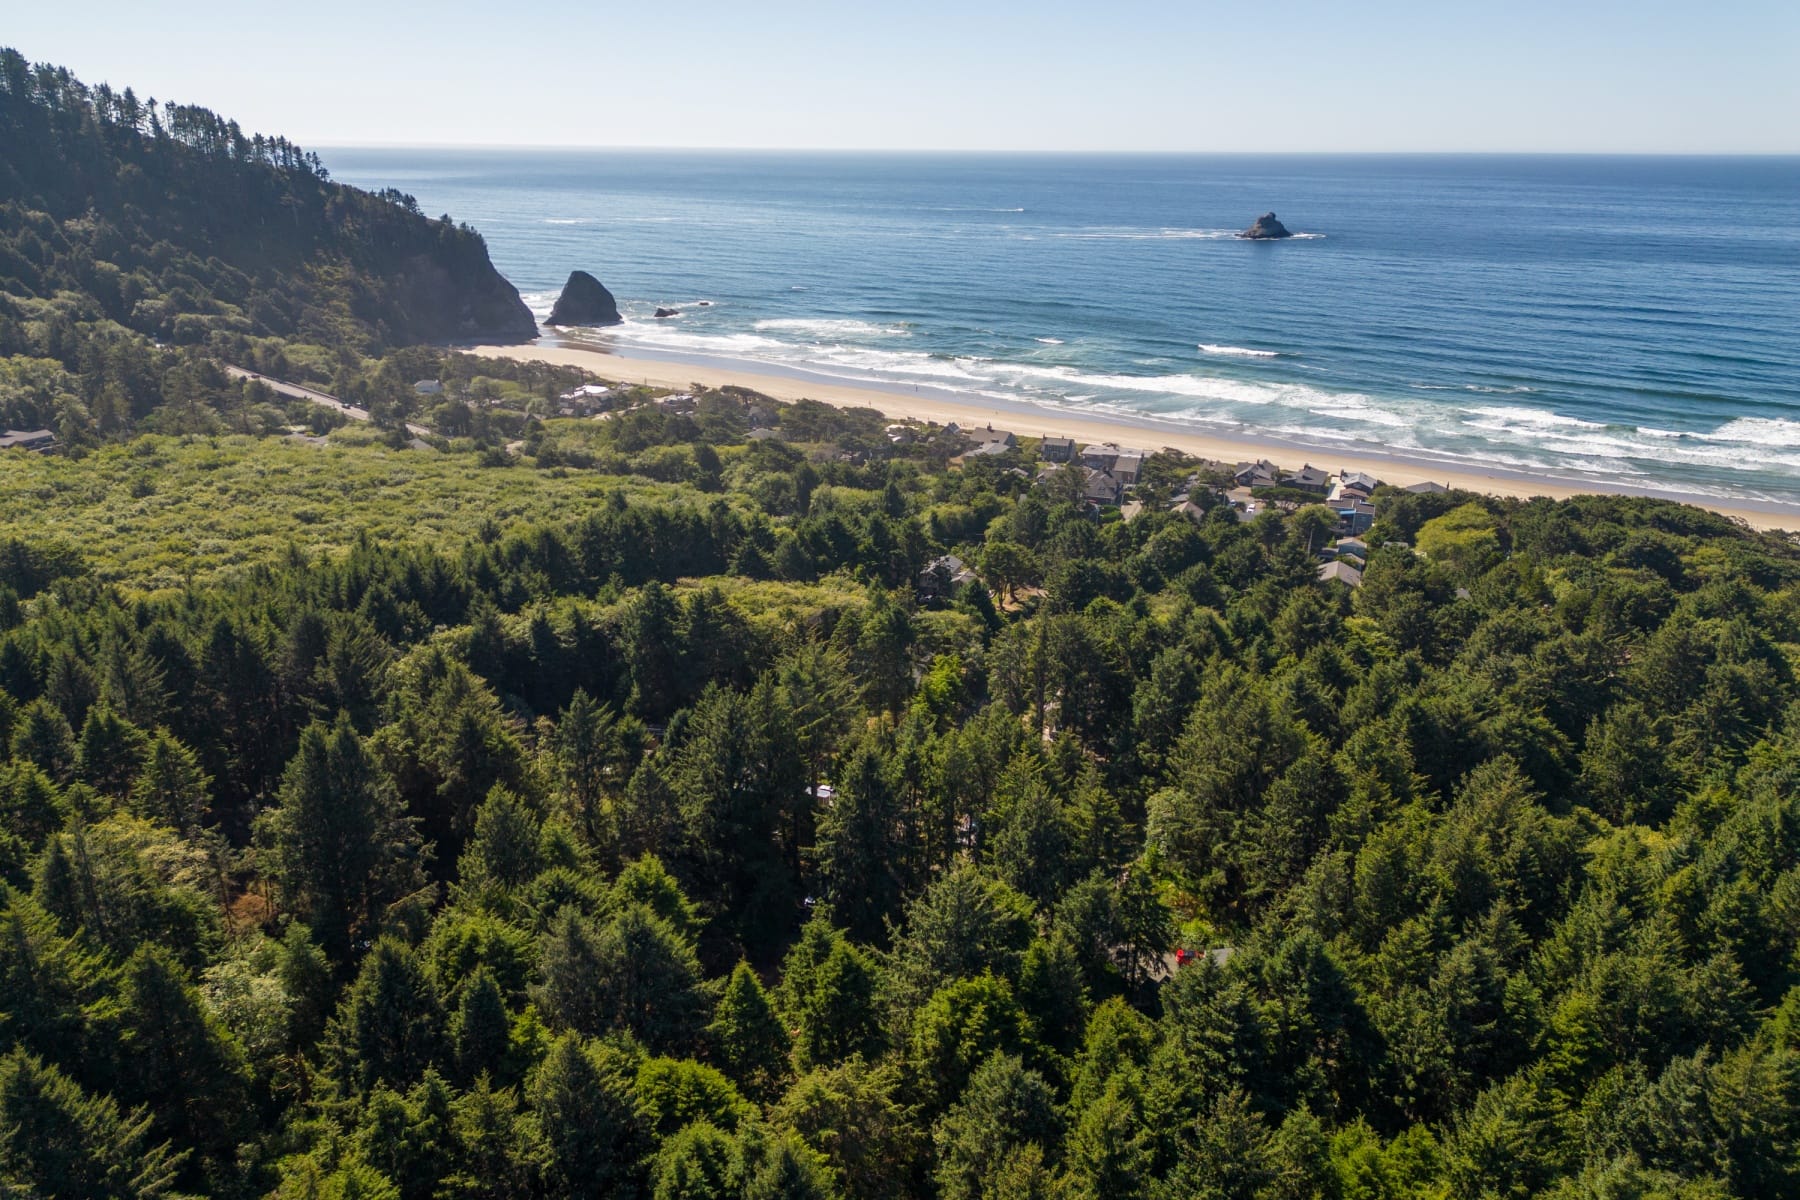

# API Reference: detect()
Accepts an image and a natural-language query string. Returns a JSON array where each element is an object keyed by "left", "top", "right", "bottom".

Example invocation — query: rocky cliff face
[
  {"left": 548, "top": 271, "right": 624, "bottom": 326},
  {"left": 1240, "top": 212, "right": 1294, "bottom": 240},
  {"left": 394, "top": 252, "right": 537, "bottom": 343}
]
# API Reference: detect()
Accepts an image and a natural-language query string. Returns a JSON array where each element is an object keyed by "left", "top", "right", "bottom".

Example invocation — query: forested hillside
[
  {"left": 0, "top": 49, "right": 535, "bottom": 448},
  {"left": 4, "top": 384, "right": 1800, "bottom": 1198}
]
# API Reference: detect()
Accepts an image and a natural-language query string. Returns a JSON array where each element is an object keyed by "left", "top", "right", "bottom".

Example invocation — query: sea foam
[{"left": 1199, "top": 344, "right": 1280, "bottom": 358}]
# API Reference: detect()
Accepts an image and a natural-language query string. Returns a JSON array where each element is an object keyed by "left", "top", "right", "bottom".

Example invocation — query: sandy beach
[{"left": 468, "top": 339, "right": 1800, "bottom": 533}]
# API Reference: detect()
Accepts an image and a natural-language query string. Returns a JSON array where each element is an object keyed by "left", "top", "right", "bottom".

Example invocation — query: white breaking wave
[
  {"left": 1035, "top": 337, "right": 1065, "bottom": 345},
  {"left": 752, "top": 318, "right": 910, "bottom": 339},
  {"left": 1054, "top": 227, "right": 1242, "bottom": 241},
  {"left": 1465, "top": 405, "right": 1608, "bottom": 431},
  {"left": 1698, "top": 418, "right": 1800, "bottom": 448},
  {"left": 1054, "top": 227, "right": 1326, "bottom": 242},
  {"left": 1199, "top": 343, "right": 1280, "bottom": 359}
]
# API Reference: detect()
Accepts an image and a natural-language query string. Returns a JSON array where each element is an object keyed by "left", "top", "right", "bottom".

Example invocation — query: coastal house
[
  {"left": 1319, "top": 560, "right": 1363, "bottom": 587},
  {"left": 964, "top": 425, "right": 1017, "bottom": 453},
  {"left": 1404, "top": 480, "right": 1449, "bottom": 494},
  {"left": 413, "top": 378, "right": 443, "bottom": 396},
  {"left": 918, "top": 553, "right": 979, "bottom": 600},
  {"left": 1040, "top": 436, "right": 1076, "bottom": 463},
  {"left": 1333, "top": 497, "right": 1378, "bottom": 535},
  {"left": 0, "top": 429, "right": 56, "bottom": 453},
  {"left": 1079, "top": 443, "right": 1122, "bottom": 473},
  {"left": 1289, "top": 464, "right": 1330, "bottom": 493},
  {"left": 1335, "top": 537, "right": 1369, "bottom": 561},
  {"left": 1328, "top": 472, "right": 1380, "bottom": 503},
  {"left": 1084, "top": 470, "right": 1125, "bottom": 507},
  {"left": 1171, "top": 498, "right": 1208, "bottom": 525},
  {"left": 1112, "top": 452, "right": 1145, "bottom": 487},
  {"left": 1120, "top": 501, "right": 1145, "bottom": 522},
  {"left": 1234, "top": 459, "right": 1279, "bottom": 488},
  {"left": 556, "top": 383, "right": 612, "bottom": 417}
]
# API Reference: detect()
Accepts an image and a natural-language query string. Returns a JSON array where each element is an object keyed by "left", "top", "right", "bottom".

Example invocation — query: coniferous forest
[{"left": 4, "top": 50, "right": 1800, "bottom": 1200}]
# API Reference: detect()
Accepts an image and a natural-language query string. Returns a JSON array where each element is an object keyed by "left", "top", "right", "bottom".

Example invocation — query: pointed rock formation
[
  {"left": 1239, "top": 212, "right": 1294, "bottom": 240},
  {"left": 547, "top": 271, "right": 623, "bottom": 326}
]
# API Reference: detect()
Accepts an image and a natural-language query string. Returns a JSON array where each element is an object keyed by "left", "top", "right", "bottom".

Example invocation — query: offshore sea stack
[
  {"left": 1239, "top": 212, "right": 1294, "bottom": 240},
  {"left": 547, "top": 270, "right": 623, "bottom": 326}
]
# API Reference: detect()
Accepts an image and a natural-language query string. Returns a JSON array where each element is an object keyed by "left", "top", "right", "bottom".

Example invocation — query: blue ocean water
[{"left": 325, "top": 149, "right": 1800, "bottom": 505}]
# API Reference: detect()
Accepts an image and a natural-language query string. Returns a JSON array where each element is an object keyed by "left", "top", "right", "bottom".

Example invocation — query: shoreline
[{"left": 466, "top": 337, "right": 1800, "bottom": 533}]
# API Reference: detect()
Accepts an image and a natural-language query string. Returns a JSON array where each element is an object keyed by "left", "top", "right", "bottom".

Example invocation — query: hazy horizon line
[{"left": 313, "top": 143, "right": 1800, "bottom": 159}]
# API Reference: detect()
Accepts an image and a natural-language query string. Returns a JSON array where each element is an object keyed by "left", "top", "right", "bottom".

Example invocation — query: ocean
[{"left": 323, "top": 149, "right": 1800, "bottom": 507}]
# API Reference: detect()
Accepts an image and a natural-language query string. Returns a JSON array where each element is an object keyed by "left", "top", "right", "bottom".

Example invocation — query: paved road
[{"left": 226, "top": 366, "right": 430, "bottom": 438}]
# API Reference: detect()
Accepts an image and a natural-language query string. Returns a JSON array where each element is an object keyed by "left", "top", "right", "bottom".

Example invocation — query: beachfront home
[
  {"left": 1040, "top": 436, "right": 1076, "bottom": 463},
  {"left": 1234, "top": 459, "right": 1279, "bottom": 488},
  {"left": 0, "top": 429, "right": 56, "bottom": 453},
  {"left": 1290, "top": 464, "right": 1330, "bottom": 493},
  {"left": 1171, "top": 498, "right": 1208, "bottom": 525},
  {"left": 1319, "top": 560, "right": 1363, "bottom": 587},
  {"left": 1120, "top": 501, "right": 1145, "bottom": 522},
  {"left": 1335, "top": 537, "right": 1369, "bottom": 560},
  {"left": 964, "top": 425, "right": 1017, "bottom": 453},
  {"left": 1404, "top": 480, "right": 1449, "bottom": 494},
  {"left": 1328, "top": 472, "right": 1381, "bottom": 504}
]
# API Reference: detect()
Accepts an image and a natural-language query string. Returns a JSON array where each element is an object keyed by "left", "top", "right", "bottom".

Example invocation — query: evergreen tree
[
  {"left": 708, "top": 961, "right": 792, "bottom": 1102},
  {"left": 255, "top": 713, "right": 423, "bottom": 961},
  {"left": 795, "top": 939, "right": 884, "bottom": 1071},
  {"left": 884, "top": 866, "right": 1036, "bottom": 1018},
  {"left": 652, "top": 1120, "right": 742, "bottom": 1200},
  {"left": 527, "top": 1034, "right": 645, "bottom": 1200},
  {"left": 113, "top": 945, "right": 252, "bottom": 1185},
  {"left": 126, "top": 731, "right": 210, "bottom": 833},
  {"left": 814, "top": 741, "right": 905, "bottom": 943},
  {"left": 456, "top": 785, "right": 543, "bottom": 896},
  {"left": 535, "top": 902, "right": 704, "bottom": 1052},
  {"left": 449, "top": 967, "right": 511, "bottom": 1085},
  {"left": 323, "top": 937, "right": 444, "bottom": 1095},
  {"left": 909, "top": 973, "right": 1030, "bottom": 1110},
  {"left": 10, "top": 697, "right": 75, "bottom": 782},
  {"left": 73, "top": 706, "right": 149, "bottom": 799},
  {"left": 0, "top": 1048, "right": 183, "bottom": 1200},
  {"left": 552, "top": 688, "right": 635, "bottom": 847},
  {"left": 931, "top": 1054, "right": 1060, "bottom": 1200},
  {"left": 746, "top": 1132, "right": 840, "bottom": 1200}
]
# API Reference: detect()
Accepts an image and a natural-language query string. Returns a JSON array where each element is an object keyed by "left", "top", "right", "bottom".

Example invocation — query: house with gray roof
[{"left": 0, "top": 429, "right": 55, "bottom": 453}]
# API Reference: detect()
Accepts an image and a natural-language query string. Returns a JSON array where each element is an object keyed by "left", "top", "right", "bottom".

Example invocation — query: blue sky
[{"left": 9, "top": 1, "right": 1797, "bottom": 152}]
